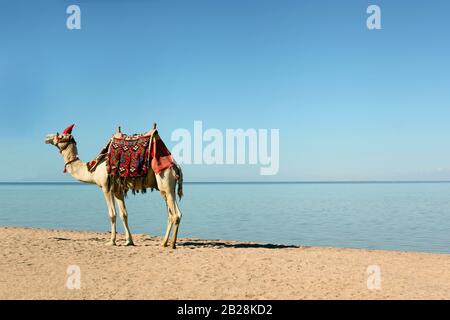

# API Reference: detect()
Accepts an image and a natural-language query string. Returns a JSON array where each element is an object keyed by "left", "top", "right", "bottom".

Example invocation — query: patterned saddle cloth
[{"left": 87, "top": 130, "right": 173, "bottom": 177}]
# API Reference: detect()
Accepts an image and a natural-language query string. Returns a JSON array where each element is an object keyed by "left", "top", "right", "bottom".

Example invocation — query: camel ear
[{"left": 62, "top": 124, "right": 75, "bottom": 135}]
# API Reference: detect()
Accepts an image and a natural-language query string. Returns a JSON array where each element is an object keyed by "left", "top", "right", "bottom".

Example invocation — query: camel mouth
[{"left": 44, "top": 134, "right": 55, "bottom": 144}]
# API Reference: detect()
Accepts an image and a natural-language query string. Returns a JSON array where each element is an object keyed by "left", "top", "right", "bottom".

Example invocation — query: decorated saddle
[{"left": 87, "top": 129, "right": 174, "bottom": 177}]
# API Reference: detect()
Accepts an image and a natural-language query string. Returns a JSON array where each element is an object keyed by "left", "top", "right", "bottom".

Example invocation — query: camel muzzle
[{"left": 44, "top": 134, "right": 55, "bottom": 144}]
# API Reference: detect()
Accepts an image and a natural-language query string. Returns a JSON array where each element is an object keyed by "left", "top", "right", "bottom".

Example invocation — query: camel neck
[{"left": 61, "top": 146, "right": 94, "bottom": 184}]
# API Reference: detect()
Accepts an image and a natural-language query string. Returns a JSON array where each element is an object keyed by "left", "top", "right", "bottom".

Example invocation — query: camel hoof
[
  {"left": 105, "top": 240, "right": 116, "bottom": 246},
  {"left": 125, "top": 241, "right": 135, "bottom": 246},
  {"left": 170, "top": 244, "right": 177, "bottom": 250},
  {"left": 161, "top": 242, "right": 169, "bottom": 247}
]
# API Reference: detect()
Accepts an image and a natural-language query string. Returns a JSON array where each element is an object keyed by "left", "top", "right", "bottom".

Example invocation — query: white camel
[{"left": 44, "top": 124, "right": 183, "bottom": 249}]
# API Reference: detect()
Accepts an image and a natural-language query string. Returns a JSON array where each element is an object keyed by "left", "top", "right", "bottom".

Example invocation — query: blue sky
[{"left": 1, "top": 0, "right": 449, "bottom": 181}]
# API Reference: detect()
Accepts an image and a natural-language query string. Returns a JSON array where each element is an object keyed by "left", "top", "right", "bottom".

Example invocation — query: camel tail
[{"left": 173, "top": 163, "right": 183, "bottom": 200}]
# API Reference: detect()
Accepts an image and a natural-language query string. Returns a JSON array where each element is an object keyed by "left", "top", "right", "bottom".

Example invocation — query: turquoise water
[{"left": 0, "top": 182, "right": 449, "bottom": 253}]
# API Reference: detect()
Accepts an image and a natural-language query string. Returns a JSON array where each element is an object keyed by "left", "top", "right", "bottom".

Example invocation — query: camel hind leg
[
  {"left": 166, "top": 191, "right": 182, "bottom": 249},
  {"left": 157, "top": 168, "right": 182, "bottom": 249},
  {"left": 171, "top": 198, "right": 182, "bottom": 249},
  {"left": 161, "top": 197, "right": 173, "bottom": 247}
]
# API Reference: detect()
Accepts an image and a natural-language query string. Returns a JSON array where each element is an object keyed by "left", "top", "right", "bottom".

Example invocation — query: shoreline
[
  {"left": 1, "top": 226, "right": 450, "bottom": 299},
  {"left": 2, "top": 225, "right": 449, "bottom": 255}
]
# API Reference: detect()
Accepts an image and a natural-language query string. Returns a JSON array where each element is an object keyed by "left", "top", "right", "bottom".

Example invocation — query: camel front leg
[
  {"left": 115, "top": 194, "right": 134, "bottom": 246},
  {"left": 103, "top": 191, "right": 117, "bottom": 246}
]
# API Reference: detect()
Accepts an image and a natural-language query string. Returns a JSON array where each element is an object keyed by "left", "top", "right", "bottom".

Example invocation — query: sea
[{"left": 1, "top": 182, "right": 449, "bottom": 254}]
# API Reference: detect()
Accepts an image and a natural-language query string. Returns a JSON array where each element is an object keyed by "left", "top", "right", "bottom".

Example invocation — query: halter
[
  {"left": 63, "top": 157, "right": 80, "bottom": 173},
  {"left": 55, "top": 135, "right": 75, "bottom": 152},
  {"left": 55, "top": 135, "right": 79, "bottom": 172}
]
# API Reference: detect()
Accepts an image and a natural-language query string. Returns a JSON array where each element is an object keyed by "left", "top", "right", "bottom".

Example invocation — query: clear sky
[{"left": 1, "top": 0, "right": 450, "bottom": 182}]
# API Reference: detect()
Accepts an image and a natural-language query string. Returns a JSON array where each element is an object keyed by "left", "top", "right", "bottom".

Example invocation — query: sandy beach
[{"left": 1, "top": 226, "right": 449, "bottom": 300}]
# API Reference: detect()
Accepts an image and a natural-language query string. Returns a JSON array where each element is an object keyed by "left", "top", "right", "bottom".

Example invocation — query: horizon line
[{"left": 2, "top": 180, "right": 450, "bottom": 185}]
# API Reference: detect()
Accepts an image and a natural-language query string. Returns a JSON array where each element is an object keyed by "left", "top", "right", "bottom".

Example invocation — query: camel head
[{"left": 45, "top": 124, "right": 76, "bottom": 152}]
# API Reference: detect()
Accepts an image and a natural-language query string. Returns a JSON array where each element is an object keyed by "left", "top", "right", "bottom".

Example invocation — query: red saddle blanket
[{"left": 87, "top": 131, "right": 173, "bottom": 177}]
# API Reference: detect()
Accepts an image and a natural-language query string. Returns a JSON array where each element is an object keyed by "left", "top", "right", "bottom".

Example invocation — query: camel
[{"left": 44, "top": 124, "right": 183, "bottom": 249}]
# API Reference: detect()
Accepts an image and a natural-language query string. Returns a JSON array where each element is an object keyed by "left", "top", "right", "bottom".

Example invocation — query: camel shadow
[
  {"left": 48, "top": 236, "right": 307, "bottom": 249},
  {"left": 49, "top": 236, "right": 106, "bottom": 242},
  {"left": 178, "top": 240, "right": 305, "bottom": 249}
]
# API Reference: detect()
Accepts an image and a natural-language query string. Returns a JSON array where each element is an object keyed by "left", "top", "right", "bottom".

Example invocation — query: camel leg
[
  {"left": 161, "top": 194, "right": 173, "bottom": 247},
  {"left": 161, "top": 216, "right": 173, "bottom": 247},
  {"left": 156, "top": 168, "right": 182, "bottom": 249},
  {"left": 115, "top": 194, "right": 134, "bottom": 246},
  {"left": 166, "top": 192, "right": 182, "bottom": 249},
  {"left": 103, "top": 190, "right": 117, "bottom": 246}
]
